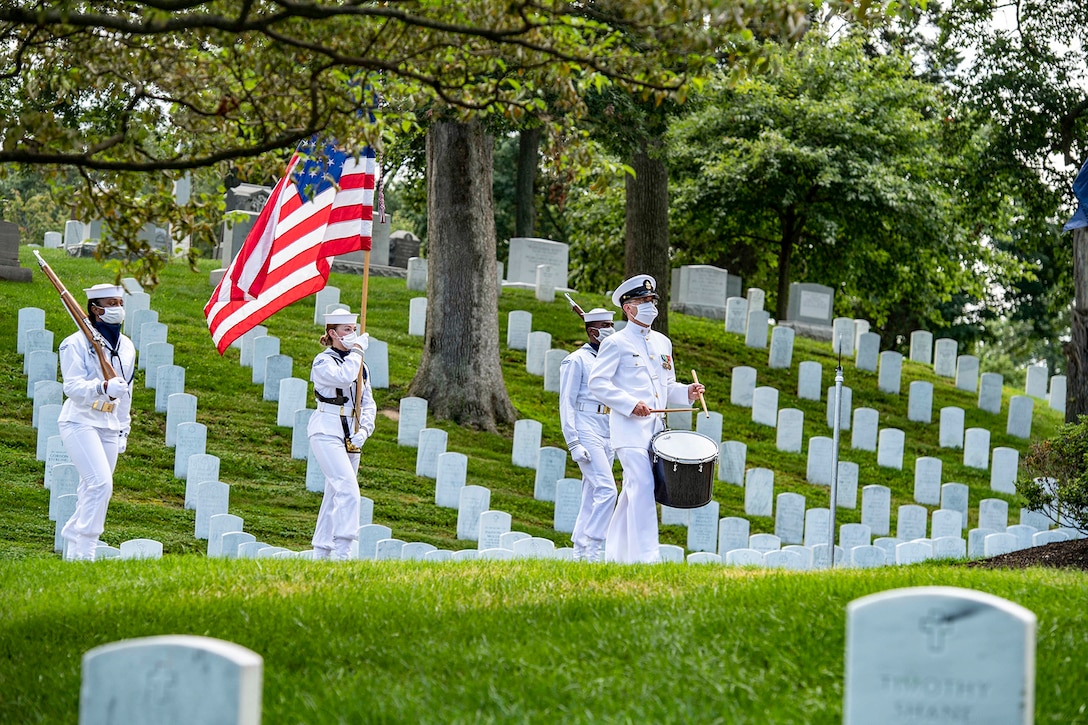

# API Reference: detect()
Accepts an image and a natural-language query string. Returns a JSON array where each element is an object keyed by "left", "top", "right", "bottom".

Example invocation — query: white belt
[
  {"left": 316, "top": 401, "right": 354, "bottom": 415},
  {"left": 577, "top": 403, "right": 610, "bottom": 415}
]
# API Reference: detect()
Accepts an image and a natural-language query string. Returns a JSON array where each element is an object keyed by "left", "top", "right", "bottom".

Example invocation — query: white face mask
[
  {"left": 97, "top": 306, "right": 125, "bottom": 325},
  {"left": 595, "top": 327, "right": 615, "bottom": 341},
  {"left": 337, "top": 330, "right": 359, "bottom": 347},
  {"left": 633, "top": 302, "right": 658, "bottom": 325}
]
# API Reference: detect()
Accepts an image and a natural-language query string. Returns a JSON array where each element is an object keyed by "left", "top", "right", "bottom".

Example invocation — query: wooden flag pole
[{"left": 352, "top": 247, "right": 371, "bottom": 432}]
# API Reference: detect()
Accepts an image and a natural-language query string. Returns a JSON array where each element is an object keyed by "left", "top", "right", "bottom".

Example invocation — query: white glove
[
  {"left": 350, "top": 429, "right": 369, "bottom": 449},
  {"left": 570, "top": 444, "right": 591, "bottom": 464},
  {"left": 117, "top": 433, "right": 128, "bottom": 455},
  {"left": 352, "top": 332, "right": 370, "bottom": 354},
  {"left": 104, "top": 377, "right": 129, "bottom": 398}
]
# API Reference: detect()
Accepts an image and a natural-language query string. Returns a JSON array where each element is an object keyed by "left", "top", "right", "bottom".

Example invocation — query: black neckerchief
[{"left": 330, "top": 346, "right": 351, "bottom": 361}]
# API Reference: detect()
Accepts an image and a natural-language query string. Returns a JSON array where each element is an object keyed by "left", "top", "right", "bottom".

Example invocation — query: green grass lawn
[{"left": 0, "top": 249, "right": 1081, "bottom": 723}]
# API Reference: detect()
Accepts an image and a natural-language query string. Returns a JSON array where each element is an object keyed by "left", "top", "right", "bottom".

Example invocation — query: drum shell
[{"left": 651, "top": 430, "right": 717, "bottom": 509}]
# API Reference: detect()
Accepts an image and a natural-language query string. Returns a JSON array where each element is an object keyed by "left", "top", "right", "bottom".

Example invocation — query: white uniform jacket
[
  {"left": 588, "top": 322, "right": 691, "bottom": 450},
  {"left": 558, "top": 344, "right": 611, "bottom": 449},
  {"left": 307, "top": 348, "right": 377, "bottom": 440},
  {"left": 57, "top": 330, "right": 135, "bottom": 434}
]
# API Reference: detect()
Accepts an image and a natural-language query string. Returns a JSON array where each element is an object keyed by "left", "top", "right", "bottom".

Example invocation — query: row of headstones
[
  {"left": 392, "top": 398, "right": 585, "bottom": 546},
  {"left": 72, "top": 584, "right": 1040, "bottom": 725},
  {"left": 907, "top": 330, "right": 1067, "bottom": 414},
  {"left": 730, "top": 358, "right": 1036, "bottom": 440},
  {"left": 673, "top": 491, "right": 1079, "bottom": 558}
]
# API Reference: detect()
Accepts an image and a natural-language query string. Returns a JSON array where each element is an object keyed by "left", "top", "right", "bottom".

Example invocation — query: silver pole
[{"left": 827, "top": 361, "right": 844, "bottom": 569}]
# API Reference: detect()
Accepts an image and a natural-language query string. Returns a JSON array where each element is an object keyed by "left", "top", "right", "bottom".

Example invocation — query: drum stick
[
  {"left": 648, "top": 408, "right": 697, "bottom": 414},
  {"left": 691, "top": 370, "right": 710, "bottom": 418}
]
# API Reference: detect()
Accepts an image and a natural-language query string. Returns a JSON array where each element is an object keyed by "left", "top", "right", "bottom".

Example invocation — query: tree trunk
[
  {"left": 625, "top": 138, "right": 670, "bottom": 333},
  {"left": 409, "top": 120, "right": 517, "bottom": 431},
  {"left": 515, "top": 127, "right": 541, "bottom": 238},
  {"left": 774, "top": 210, "right": 799, "bottom": 321},
  {"left": 1066, "top": 227, "right": 1088, "bottom": 422}
]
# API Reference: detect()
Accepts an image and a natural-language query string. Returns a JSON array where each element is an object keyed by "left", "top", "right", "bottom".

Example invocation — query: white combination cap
[
  {"left": 324, "top": 308, "right": 358, "bottom": 325},
  {"left": 610, "top": 274, "right": 657, "bottom": 308},
  {"left": 83, "top": 284, "right": 124, "bottom": 300},
  {"left": 583, "top": 308, "right": 615, "bottom": 323}
]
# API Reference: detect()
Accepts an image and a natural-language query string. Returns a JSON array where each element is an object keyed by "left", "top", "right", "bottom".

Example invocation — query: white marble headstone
[
  {"left": 774, "top": 492, "right": 806, "bottom": 545},
  {"left": 1006, "top": 396, "right": 1034, "bottom": 440},
  {"left": 397, "top": 396, "right": 428, "bottom": 447},
  {"left": 155, "top": 365, "right": 185, "bottom": 414},
  {"left": 512, "top": 419, "right": 543, "bottom": 468},
  {"left": 718, "top": 441, "right": 746, "bottom": 485},
  {"left": 506, "top": 310, "right": 532, "bottom": 350},
  {"left": 844, "top": 587, "right": 1035, "bottom": 725},
  {"left": 276, "top": 378, "right": 308, "bottom": 427},
  {"left": 744, "top": 468, "right": 774, "bottom": 517},
  {"left": 408, "top": 296, "right": 427, "bottom": 336},
  {"left": 776, "top": 408, "right": 804, "bottom": 453},
  {"left": 687, "top": 500, "right": 720, "bottom": 553},
  {"left": 525, "top": 331, "right": 552, "bottom": 376},
  {"left": 990, "top": 447, "right": 1019, "bottom": 494},
  {"left": 877, "top": 351, "right": 902, "bottom": 395},
  {"left": 851, "top": 408, "right": 878, "bottom": 451},
  {"left": 806, "top": 436, "right": 833, "bottom": 485},
  {"left": 185, "top": 454, "right": 220, "bottom": 510},
  {"left": 933, "top": 337, "right": 958, "bottom": 377},
  {"left": 913, "top": 457, "right": 943, "bottom": 506},
  {"left": 533, "top": 446, "right": 567, "bottom": 501},
  {"left": 854, "top": 332, "right": 880, "bottom": 372},
  {"left": 730, "top": 366, "right": 757, "bottom": 407},
  {"left": 963, "top": 428, "right": 990, "bottom": 470},
  {"left": 907, "top": 381, "right": 933, "bottom": 424},
  {"left": 978, "top": 372, "right": 1003, "bottom": 414},
  {"left": 862, "top": 485, "right": 891, "bottom": 537},
  {"left": 474, "top": 507, "right": 511, "bottom": 548},
  {"left": 415, "top": 428, "right": 448, "bottom": 479},
  {"left": 938, "top": 407, "right": 965, "bottom": 449},
  {"left": 751, "top": 386, "right": 779, "bottom": 427},
  {"left": 166, "top": 393, "right": 198, "bottom": 448},
  {"left": 797, "top": 361, "right": 822, "bottom": 401},
  {"left": 435, "top": 451, "right": 468, "bottom": 508},
  {"left": 908, "top": 330, "right": 933, "bottom": 364},
  {"left": 768, "top": 326, "right": 795, "bottom": 369},
  {"left": 955, "top": 354, "right": 980, "bottom": 392},
  {"left": 456, "top": 485, "right": 491, "bottom": 540}
]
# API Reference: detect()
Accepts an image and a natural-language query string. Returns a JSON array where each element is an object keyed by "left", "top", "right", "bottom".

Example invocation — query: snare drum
[{"left": 650, "top": 430, "right": 719, "bottom": 509}]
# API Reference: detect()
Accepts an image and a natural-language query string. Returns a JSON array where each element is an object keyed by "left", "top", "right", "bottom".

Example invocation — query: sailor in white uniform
[
  {"left": 587, "top": 275, "right": 704, "bottom": 563},
  {"left": 308, "top": 309, "right": 377, "bottom": 560},
  {"left": 559, "top": 307, "right": 618, "bottom": 562},
  {"left": 58, "top": 283, "right": 136, "bottom": 561}
]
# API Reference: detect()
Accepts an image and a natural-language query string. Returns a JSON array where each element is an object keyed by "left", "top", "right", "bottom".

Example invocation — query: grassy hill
[
  {"left": 0, "top": 248, "right": 1064, "bottom": 558},
  {"left": 1, "top": 249, "right": 1083, "bottom": 724}
]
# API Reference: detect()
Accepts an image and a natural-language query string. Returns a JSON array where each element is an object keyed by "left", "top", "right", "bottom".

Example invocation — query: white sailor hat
[
  {"left": 610, "top": 274, "right": 658, "bottom": 308},
  {"left": 83, "top": 283, "right": 124, "bottom": 300},
  {"left": 583, "top": 308, "right": 615, "bottom": 323},
  {"left": 323, "top": 308, "right": 358, "bottom": 325}
]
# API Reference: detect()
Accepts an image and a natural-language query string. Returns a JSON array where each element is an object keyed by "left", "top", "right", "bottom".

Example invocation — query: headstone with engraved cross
[{"left": 844, "top": 586, "right": 1036, "bottom": 725}]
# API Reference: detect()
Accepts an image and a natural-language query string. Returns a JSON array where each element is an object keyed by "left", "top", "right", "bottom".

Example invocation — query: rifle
[
  {"left": 563, "top": 293, "right": 585, "bottom": 320},
  {"left": 32, "top": 251, "right": 117, "bottom": 388}
]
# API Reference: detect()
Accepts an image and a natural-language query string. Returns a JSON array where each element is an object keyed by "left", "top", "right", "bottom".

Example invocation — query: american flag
[{"left": 204, "top": 140, "right": 376, "bottom": 353}]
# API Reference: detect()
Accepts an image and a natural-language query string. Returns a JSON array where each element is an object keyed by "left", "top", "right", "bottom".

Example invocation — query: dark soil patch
[{"left": 965, "top": 537, "right": 1088, "bottom": 571}]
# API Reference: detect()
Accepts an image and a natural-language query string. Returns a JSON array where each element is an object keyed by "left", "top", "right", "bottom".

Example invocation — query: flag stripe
[{"left": 204, "top": 145, "right": 376, "bottom": 353}]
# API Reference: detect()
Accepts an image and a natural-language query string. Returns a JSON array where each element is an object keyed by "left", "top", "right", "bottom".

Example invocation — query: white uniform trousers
[
  {"left": 570, "top": 425, "right": 616, "bottom": 562},
  {"left": 605, "top": 447, "right": 660, "bottom": 564},
  {"left": 310, "top": 432, "right": 361, "bottom": 559},
  {"left": 59, "top": 421, "right": 119, "bottom": 561}
]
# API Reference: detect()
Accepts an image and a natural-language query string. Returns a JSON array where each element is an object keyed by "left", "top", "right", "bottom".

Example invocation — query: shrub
[{"left": 1016, "top": 416, "right": 1088, "bottom": 534}]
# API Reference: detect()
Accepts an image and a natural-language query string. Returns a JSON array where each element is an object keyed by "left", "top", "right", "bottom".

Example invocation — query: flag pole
[{"left": 353, "top": 247, "right": 371, "bottom": 433}]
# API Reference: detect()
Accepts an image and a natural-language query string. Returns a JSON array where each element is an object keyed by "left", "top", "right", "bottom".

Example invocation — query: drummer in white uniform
[
  {"left": 588, "top": 275, "right": 704, "bottom": 563},
  {"left": 307, "top": 308, "right": 377, "bottom": 560},
  {"left": 58, "top": 283, "right": 136, "bottom": 561},
  {"left": 558, "top": 307, "right": 618, "bottom": 562}
]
